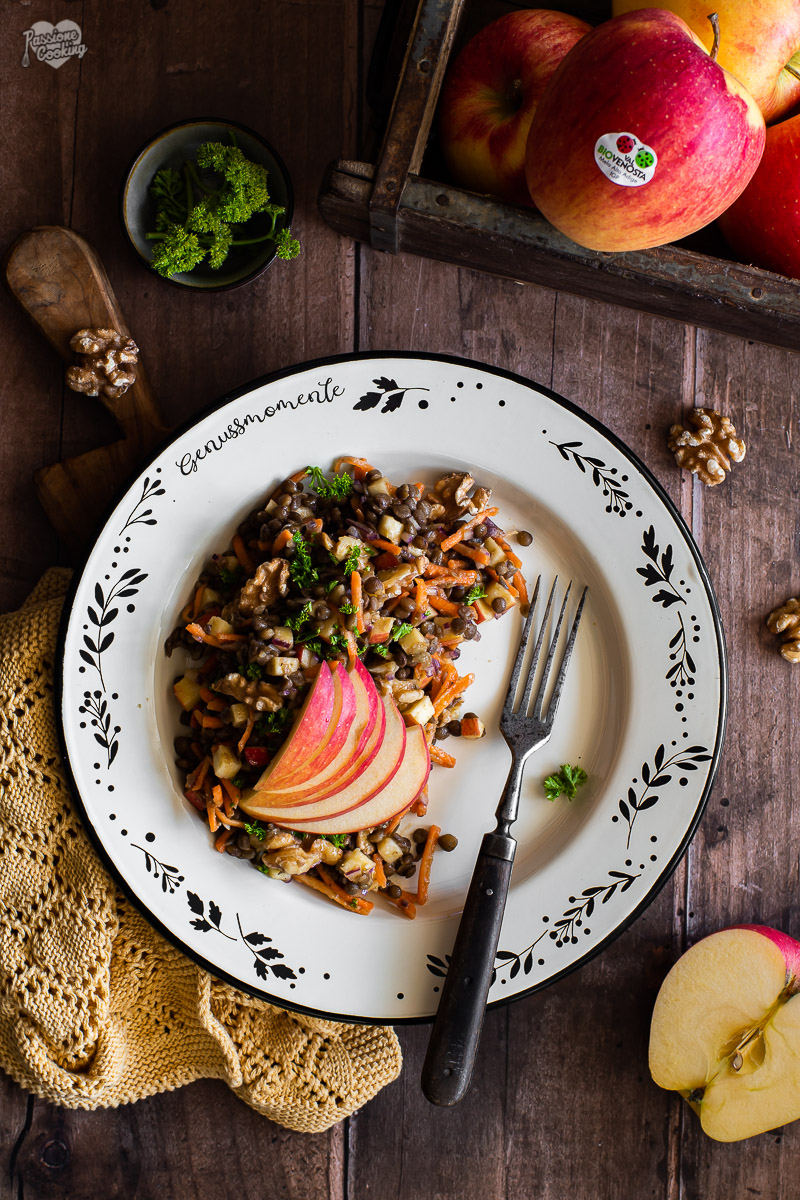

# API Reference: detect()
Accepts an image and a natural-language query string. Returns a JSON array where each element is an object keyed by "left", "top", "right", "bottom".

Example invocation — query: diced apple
[
  {"left": 198, "top": 586, "right": 222, "bottom": 609},
  {"left": 212, "top": 743, "right": 242, "bottom": 779},
  {"left": 483, "top": 536, "right": 507, "bottom": 566},
  {"left": 333, "top": 535, "right": 369, "bottom": 567},
  {"left": 377, "top": 514, "right": 404, "bottom": 544},
  {"left": 271, "top": 625, "right": 294, "bottom": 649},
  {"left": 173, "top": 671, "right": 202, "bottom": 711},
  {"left": 208, "top": 615, "right": 235, "bottom": 637},
  {"left": 398, "top": 627, "right": 426, "bottom": 654},
  {"left": 378, "top": 563, "right": 416, "bottom": 589},
  {"left": 461, "top": 714, "right": 485, "bottom": 738},
  {"left": 472, "top": 597, "right": 495, "bottom": 622},
  {"left": 298, "top": 645, "right": 315, "bottom": 669},
  {"left": 265, "top": 656, "right": 300, "bottom": 676},
  {"left": 367, "top": 476, "right": 392, "bottom": 496},
  {"left": 396, "top": 689, "right": 425, "bottom": 708},
  {"left": 229, "top": 702, "right": 251, "bottom": 727},
  {"left": 403, "top": 695, "right": 436, "bottom": 726},
  {"left": 339, "top": 848, "right": 376, "bottom": 882},
  {"left": 367, "top": 616, "right": 395, "bottom": 644},
  {"left": 376, "top": 836, "right": 404, "bottom": 864},
  {"left": 486, "top": 581, "right": 517, "bottom": 608}
]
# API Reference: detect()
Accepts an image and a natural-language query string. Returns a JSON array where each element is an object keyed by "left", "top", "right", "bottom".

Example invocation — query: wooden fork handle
[{"left": 421, "top": 831, "right": 515, "bottom": 1106}]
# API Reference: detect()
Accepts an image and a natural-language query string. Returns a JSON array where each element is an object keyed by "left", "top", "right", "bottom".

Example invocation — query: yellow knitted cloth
[{"left": 0, "top": 570, "right": 401, "bottom": 1131}]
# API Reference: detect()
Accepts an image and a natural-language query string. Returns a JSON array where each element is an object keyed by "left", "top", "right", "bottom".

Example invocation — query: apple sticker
[{"left": 595, "top": 132, "right": 657, "bottom": 187}]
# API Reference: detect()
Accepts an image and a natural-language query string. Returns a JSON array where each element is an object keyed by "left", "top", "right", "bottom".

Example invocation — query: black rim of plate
[{"left": 54, "top": 350, "right": 728, "bottom": 1026}]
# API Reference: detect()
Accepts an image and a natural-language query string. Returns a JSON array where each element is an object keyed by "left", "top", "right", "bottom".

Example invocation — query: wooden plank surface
[{"left": 2, "top": 1, "right": 800, "bottom": 1198}]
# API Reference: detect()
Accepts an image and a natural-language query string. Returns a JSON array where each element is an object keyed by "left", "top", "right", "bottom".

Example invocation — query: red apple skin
[
  {"left": 734, "top": 924, "right": 800, "bottom": 979},
  {"left": 525, "top": 9, "right": 766, "bottom": 252},
  {"left": 262, "top": 660, "right": 356, "bottom": 789},
  {"left": 612, "top": 0, "right": 800, "bottom": 124},
  {"left": 438, "top": 9, "right": 591, "bottom": 207},
  {"left": 250, "top": 661, "right": 335, "bottom": 790},
  {"left": 717, "top": 114, "right": 800, "bottom": 279}
]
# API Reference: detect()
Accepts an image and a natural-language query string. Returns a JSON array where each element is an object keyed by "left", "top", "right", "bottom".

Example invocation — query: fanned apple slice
[
  {"left": 649, "top": 925, "right": 800, "bottom": 1142},
  {"left": 258, "top": 660, "right": 356, "bottom": 790},
  {"left": 286, "top": 724, "right": 431, "bottom": 834},
  {"left": 254, "top": 660, "right": 381, "bottom": 802},
  {"left": 241, "top": 690, "right": 405, "bottom": 824},
  {"left": 247, "top": 660, "right": 335, "bottom": 788}
]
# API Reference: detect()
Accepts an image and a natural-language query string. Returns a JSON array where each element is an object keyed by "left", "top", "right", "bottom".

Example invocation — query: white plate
[{"left": 58, "top": 354, "right": 726, "bottom": 1023}]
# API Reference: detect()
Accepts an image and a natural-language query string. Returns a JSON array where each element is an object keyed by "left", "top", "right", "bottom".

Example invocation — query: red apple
[
  {"left": 525, "top": 9, "right": 766, "bottom": 252},
  {"left": 612, "top": 0, "right": 800, "bottom": 123},
  {"left": 241, "top": 689, "right": 407, "bottom": 824},
  {"left": 254, "top": 660, "right": 383, "bottom": 803},
  {"left": 286, "top": 725, "right": 431, "bottom": 835},
  {"left": 437, "top": 9, "right": 591, "bottom": 207},
  {"left": 649, "top": 925, "right": 800, "bottom": 1141},
  {"left": 717, "top": 112, "right": 800, "bottom": 278},
  {"left": 259, "top": 660, "right": 355, "bottom": 789}
]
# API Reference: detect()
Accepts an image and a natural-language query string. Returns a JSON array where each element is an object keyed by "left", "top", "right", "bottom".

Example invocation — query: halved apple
[
  {"left": 241, "top": 689, "right": 406, "bottom": 824},
  {"left": 649, "top": 925, "right": 800, "bottom": 1141},
  {"left": 286, "top": 724, "right": 431, "bottom": 834},
  {"left": 258, "top": 660, "right": 356, "bottom": 790},
  {"left": 254, "top": 660, "right": 381, "bottom": 803}
]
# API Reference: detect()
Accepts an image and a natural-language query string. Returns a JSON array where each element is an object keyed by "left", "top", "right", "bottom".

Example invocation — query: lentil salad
[{"left": 167, "top": 457, "right": 531, "bottom": 917}]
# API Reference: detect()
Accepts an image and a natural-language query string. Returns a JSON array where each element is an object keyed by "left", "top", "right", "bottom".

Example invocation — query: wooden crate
[{"left": 319, "top": 0, "right": 800, "bottom": 351}]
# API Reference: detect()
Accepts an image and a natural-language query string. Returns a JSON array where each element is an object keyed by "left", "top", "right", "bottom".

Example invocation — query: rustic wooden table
[{"left": 2, "top": 2, "right": 798, "bottom": 1197}]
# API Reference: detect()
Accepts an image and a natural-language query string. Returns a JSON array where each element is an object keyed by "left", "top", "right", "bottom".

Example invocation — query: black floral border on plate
[{"left": 56, "top": 351, "right": 726, "bottom": 1026}]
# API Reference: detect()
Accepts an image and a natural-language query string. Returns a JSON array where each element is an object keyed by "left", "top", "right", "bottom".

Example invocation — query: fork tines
[{"left": 503, "top": 576, "right": 588, "bottom": 724}]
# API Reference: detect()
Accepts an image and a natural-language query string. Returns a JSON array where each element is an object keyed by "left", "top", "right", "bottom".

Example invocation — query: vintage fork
[{"left": 421, "top": 576, "right": 588, "bottom": 1106}]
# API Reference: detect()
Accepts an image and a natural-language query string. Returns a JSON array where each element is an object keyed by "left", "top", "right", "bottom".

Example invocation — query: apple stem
[
  {"left": 785, "top": 63, "right": 800, "bottom": 83},
  {"left": 707, "top": 12, "right": 720, "bottom": 61}
]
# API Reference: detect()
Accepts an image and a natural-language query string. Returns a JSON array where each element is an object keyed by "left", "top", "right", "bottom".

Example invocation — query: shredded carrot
[
  {"left": 412, "top": 576, "right": 427, "bottom": 622},
  {"left": 237, "top": 712, "right": 256, "bottom": 754},
  {"left": 423, "top": 563, "right": 450, "bottom": 578},
  {"left": 220, "top": 778, "right": 241, "bottom": 810},
  {"left": 495, "top": 535, "right": 523, "bottom": 569},
  {"left": 332, "top": 455, "right": 375, "bottom": 480},
  {"left": 385, "top": 889, "right": 416, "bottom": 919},
  {"left": 294, "top": 872, "right": 373, "bottom": 914},
  {"left": 457, "top": 543, "right": 491, "bottom": 567},
  {"left": 214, "top": 828, "right": 234, "bottom": 852},
  {"left": 432, "top": 672, "right": 475, "bottom": 718},
  {"left": 444, "top": 568, "right": 478, "bottom": 585},
  {"left": 513, "top": 570, "right": 529, "bottom": 605},
  {"left": 439, "top": 509, "right": 492, "bottom": 553},
  {"left": 430, "top": 745, "right": 456, "bottom": 768},
  {"left": 351, "top": 570, "right": 364, "bottom": 634},
  {"left": 318, "top": 865, "right": 375, "bottom": 913},
  {"left": 412, "top": 792, "right": 428, "bottom": 816},
  {"left": 344, "top": 626, "right": 358, "bottom": 666},
  {"left": 385, "top": 810, "right": 405, "bottom": 835},
  {"left": 205, "top": 798, "right": 219, "bottom": 833},
  {"left": 428, "top": 595, "right": 460, "bottom": 617},
  {"left": 186, "top": 756, "right": 211, "bottom": 791},
  {"left": 192, "top": 584, "right": 206, "bottom": 618},
  {"left": 214, "top": 814, "right": 247, "bottom": 829},
  {"left": 372, "top": 855, "right": 387, "bottom": 889},
  {"left": 232, "top": 533, "right": 255, "bottom": 573},
  {"left": 272, "top": 528, "right": 293, "bottom": 554},
  {"left": 185, "top": 623, "right": 247, "bottom": 650},
  {"left": 205, "top": 697, "right": 227, "bottom": 712},
  {"left": 370, "top": 536, "right": 404, "bottom": 555},
  {"left": 416, "top": 824, "right": 440, "bottom": 905},
  {"left": 199, "top": 686, "right": 215, "bottom": 704},
  {"left": 199, "top": 713, "right": 225, "bottom": 730}
]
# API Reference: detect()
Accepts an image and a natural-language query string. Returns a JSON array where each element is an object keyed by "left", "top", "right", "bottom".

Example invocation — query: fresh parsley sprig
[
  {"left": 543, "top": 764, "right": 588, "bottom": 802},
  {"left": 289, "top": 531, "right": 319, "bottom": 588},
  {"left": 464, "top": 584, "right": 486, "bottom": 605},
  {"left": 305, "top": 465, "right": 354, "bottom": 500}
]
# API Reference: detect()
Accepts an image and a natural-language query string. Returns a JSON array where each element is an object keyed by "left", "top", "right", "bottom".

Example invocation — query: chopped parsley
[
  {"left": 244, "top": 820, "right": 268, "bottom": 840},
  {"left": 328, "top": 628, "right": 348, "bottom": 652},
  {"left": 232, "top": 775, "right": 246, "bottom": 789},
  {"left": 325, "top": 578, "right": 340, "bottom": 593},
  {"left": 341, "top": 544, "right": 364, "bottom": 575},
  {"left": 322, "top": 833, "right": 347, "bottom": 847},
  {"left": 392, "top": 622, "right": 414, "bottom": 642},
  {"left": 289, "top": 531, "right": 319, "bottom": 588},
  {"left": 305, "top": 465, "right": 354, "bottom": 499},
  {"left": 339, "top": 600, "right": 356, "bottom": 615},
  {"left": 255, "top": 708, "right": 293, "bottom": 738},
  {"left": 370, "top": 643, "right": 390, "bottom": 658},
  {"left": 544, "top": 764, "right": 588, "bottom": 802},
  {"left": 218, "top": 564, "right": 242, "bottom": 587},
  {"left": 245, "top": 663, "right": 263, "bottom": 681},
  {"left": 464, "top": 584, "right": 486, "bottom": 605},
  {"left": 286, "top": 602, "right": 313, "bottom": 630}
]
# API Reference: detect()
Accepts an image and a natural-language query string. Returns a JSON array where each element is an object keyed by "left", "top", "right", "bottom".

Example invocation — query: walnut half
[
  {"left": 667, "top": 408, "right": 746, "bottom": 487},
  {"left": 766, "top": 598, "right": 800, "bottom": 662},
  {"left": 214, "top": 672, "right": 283, "bottom": 712},
  {"left": 65, "top": 326, "right": 139, "bottom": 401}
]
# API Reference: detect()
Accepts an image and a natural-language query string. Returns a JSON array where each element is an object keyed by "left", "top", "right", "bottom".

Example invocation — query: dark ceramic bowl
[{"left": 121, "top": 118, "right": 294, "bottom": 291}]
